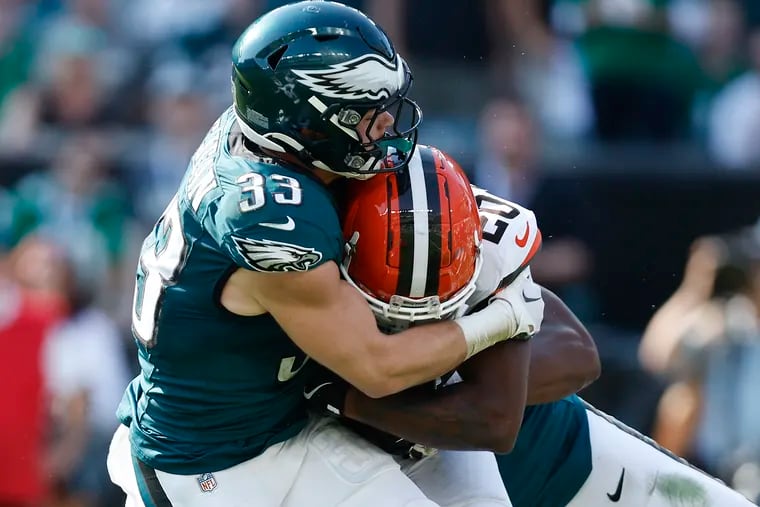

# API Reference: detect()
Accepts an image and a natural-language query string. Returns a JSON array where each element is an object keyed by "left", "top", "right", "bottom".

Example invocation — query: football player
[
  {"left": 306, "top": 144, "right": 757, "bottom": 506},
  {"left": 106, "top": 3, "right": 540, "bottom": 507}
]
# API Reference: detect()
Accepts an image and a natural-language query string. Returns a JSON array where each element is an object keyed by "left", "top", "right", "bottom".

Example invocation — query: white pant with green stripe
[{"left": 107, "top": 417, "right": 510, "bottom": 507}]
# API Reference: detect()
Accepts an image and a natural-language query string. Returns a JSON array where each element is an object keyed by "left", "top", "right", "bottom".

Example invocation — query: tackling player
[
  {"left": 306, "top": 144, "right": 757, "bottom": 506},
  {"left": 106, "top": 3, "right": 539, "bottom": 507}
]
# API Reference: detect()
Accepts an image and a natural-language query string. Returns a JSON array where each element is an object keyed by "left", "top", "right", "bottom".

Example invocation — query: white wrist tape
[{"left": 455, "top": 298, "right": 517, "bottom": 360}]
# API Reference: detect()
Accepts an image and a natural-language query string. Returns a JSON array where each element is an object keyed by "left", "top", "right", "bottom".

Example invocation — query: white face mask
[{"left": 375, "top": 303, "right": 471, "bottom": 335}]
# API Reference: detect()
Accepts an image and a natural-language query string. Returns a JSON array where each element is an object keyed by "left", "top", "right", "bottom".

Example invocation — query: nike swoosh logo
[
  {"left": 277, "top": 355, "right": 309, "bottom": 382},
  {"left": 522, "top": 289, "right": 542, "bottom": 303},
  {"left": 607, "top": 468, "right": 625, "bottom": 502},
  {"left": 304, "top": 382, "right": 332, "bottom": 400},
  {"left": 259, "top": 216, "right": 295, "bottom": 231},
  {"left": 515, "top": 223, "right": 530, "bottom": 247}
]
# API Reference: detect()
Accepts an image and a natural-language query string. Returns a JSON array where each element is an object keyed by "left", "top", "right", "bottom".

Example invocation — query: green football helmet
[{"left": 231, "top": 1, "right": 422, "bottom": 178}]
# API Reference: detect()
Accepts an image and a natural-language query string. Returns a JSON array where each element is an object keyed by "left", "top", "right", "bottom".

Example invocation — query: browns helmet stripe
[
  {"left": 394, "top": 147, "right": 443, "bottom": 298},
  {"left": 419, "top": 146, "right": 442, "bottom": 297},
  {"left": 394, "top": 152, "right": 416, "bottom": 297}
]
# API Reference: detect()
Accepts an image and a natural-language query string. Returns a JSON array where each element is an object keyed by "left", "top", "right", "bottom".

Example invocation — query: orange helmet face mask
[{"left": 340, "top": 145, "right": 483, "bottom": 330}]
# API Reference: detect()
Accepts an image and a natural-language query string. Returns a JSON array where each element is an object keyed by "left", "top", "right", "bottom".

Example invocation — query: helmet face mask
[
  {"left": 341, "top": 229, "right": 482, "bottom": 330},
  {"left": 231, "top": 1, "right": 422, "bottom": 178},
  {"left": 340, "top": 145, "right": 483, "bottom": 332}
]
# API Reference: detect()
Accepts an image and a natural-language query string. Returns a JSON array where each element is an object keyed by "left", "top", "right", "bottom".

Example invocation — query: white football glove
[
  {"left": 455, "top": 267, "right": 544, "bottom": 359},
  {"left": 490, "top": 267, "right": 544, "bottom": 339}
]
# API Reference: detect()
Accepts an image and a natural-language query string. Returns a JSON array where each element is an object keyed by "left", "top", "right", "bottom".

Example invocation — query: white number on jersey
[
  {"left": 237, "top": 173, "right": 303, "bottom": 213},
  {"left": 468, "top": 186, "right": 541, "bottom": 307},
  {"left": 473, "top": 187, "right": 520, "bottom": 244},
  {"left": 132, "top": 197, "right": 188, "bottom": 346}
]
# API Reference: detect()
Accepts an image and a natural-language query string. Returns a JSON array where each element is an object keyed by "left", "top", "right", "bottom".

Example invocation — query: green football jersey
[
  {"left": 117, "top": 107, "right": 343, "bottom": 474},
  {"left": 495, "top": 395, "right": 592, "bottom": 506}
]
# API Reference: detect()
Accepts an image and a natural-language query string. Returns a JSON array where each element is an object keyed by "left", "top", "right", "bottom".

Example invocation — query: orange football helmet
[{"left": 340, "top": 144, "right": 482, "bottom": 328}]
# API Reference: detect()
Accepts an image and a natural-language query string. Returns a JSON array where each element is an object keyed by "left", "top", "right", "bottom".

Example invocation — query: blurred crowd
[{"left": 2, "top": 0, "right": 760, "bottom": 506}]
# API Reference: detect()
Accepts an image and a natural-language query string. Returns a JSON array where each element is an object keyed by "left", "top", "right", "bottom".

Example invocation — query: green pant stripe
[{"left": 132, "top": 454, "right": 174, "bottom": 507}]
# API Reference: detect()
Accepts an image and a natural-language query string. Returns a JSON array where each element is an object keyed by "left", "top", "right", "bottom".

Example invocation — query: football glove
[
  {"left": 303, "top": 369, "right": 349, "bottom": 417},
  {"left": 489, "top": 267, "right": 544, "bottom": 340}
]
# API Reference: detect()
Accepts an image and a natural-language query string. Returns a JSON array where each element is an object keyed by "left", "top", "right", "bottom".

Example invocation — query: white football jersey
[{"left": 466, "top": 185, "right": 542, "bottom": 310}]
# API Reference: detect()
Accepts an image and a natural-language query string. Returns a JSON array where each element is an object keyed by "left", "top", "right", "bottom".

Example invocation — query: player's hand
[
  {"left": 489, "top": 268, "right": 544, "bottom": 340},
  {"left": 303, "top": 369, "right": 349, "bottom": 417},
  {"left": 455, "top": 267, "right": 545, "bottom": 358}
]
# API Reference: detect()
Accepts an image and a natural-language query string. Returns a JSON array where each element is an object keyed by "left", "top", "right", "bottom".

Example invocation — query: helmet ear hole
[
  {"left": 267, "top": 45, "right": 289, "bottom": 70},
  {"left": 313, "top": 34, "right": 339, "bottom": 42}
]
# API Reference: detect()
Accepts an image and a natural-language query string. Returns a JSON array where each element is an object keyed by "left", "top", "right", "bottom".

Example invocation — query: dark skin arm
[
  {"left": 523, "top": 287, "right": 601, "bottom": 404},
  {"left": 342, "top": 287, "right": 600, "bottom": 453},
  {"left": 344, "top": 340, "right": 530, "bottom": 453}
]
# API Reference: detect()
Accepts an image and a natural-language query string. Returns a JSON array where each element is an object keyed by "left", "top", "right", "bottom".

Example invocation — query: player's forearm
[
  {"left": 377, "top": 293, "right": 533, "bottom": 395},
  {"left": 343, "top": 380, "right": 522, "bottom": 453},
  {"left": 369, "top": 320, "right": 468, "bottom": 397}
]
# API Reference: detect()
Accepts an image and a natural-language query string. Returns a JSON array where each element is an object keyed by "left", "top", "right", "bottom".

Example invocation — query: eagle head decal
[{"left": 232, "top": 237, "right": 323, "bottom": 272}]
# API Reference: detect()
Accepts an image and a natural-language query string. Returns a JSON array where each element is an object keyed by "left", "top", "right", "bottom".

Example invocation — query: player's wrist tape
[{"left": 455, "top": 298, "right": 520, "bottom": 360}]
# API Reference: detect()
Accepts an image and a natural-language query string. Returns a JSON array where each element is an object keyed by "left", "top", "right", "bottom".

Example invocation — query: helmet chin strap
[{"left": 235, "top": 113, "right": 285, "bottom": 153}]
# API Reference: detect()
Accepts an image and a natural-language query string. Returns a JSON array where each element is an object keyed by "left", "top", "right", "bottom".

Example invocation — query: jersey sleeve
[
  {"left": 216, "top": 173, "right": 343, "bottom": 273},
  {"left": 468, "top": 185, "right": 543, "bottom": 306}
]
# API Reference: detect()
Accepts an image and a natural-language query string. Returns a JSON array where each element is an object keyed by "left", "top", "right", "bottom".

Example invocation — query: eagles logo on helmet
[{"left": 340, "top": 144, "right": 483, "bottom": 329}]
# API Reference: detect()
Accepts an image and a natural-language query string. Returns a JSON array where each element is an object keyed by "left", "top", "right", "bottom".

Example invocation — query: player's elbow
[
  {"left": 352, "top": 378, "right": 397, "bottom": 399},
  {"left": 555, "top": 322, "right": 601, "bottom": 389},
  {"left": 469, "top": 391, "right": 524, "bottom": 453},
  {"left": 346, "top": 363, "right": 403, "bottom": 399},
  {"left": 575, "top": 328, "right": 601, "bottom": 387},
  {"left": 481, "top": 405, "right": 522, "bottom": 453}
]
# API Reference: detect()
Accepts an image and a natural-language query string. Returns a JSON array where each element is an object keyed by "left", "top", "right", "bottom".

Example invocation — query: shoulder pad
[
  {"left": 469, "top": 185, "right": 542, "bottom": 302},
  {"left": 209, "top": 159, "right": 343, "bottom": 273}
]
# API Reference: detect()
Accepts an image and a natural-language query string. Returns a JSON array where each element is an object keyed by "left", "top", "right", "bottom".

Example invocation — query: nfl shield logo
[{"left": 197, "top": 473, "right": 217, "bottom": 492}]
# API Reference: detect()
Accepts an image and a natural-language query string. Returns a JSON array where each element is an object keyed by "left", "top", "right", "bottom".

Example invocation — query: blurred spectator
[
  {"left": 0, "top": 51, "right": 121, "bottom": 158},
  {"left": 3, "top": 131, "right": 132, "bottom": 322},
  {"left": 119, "top": 0, "right": 237, "bottom": 50},
  {"left": 564, "top": 0, "right": 704, "bottom": 141},
  {"left": 0, "top": 187, "right": 16, "bottom": 248},
  {"left": 676, "top": 0, "right": 749, "bottom": 139},
  {"left": 127, "top": 60, "right": 212, "bottom": 225},
  {"left": 43, "top": 247, "right": 131, "bottom": 507},
  {"left": 0, "top": 0, "right": 35, "bottom": 111},
  {"left": 497, "top": 0, "right": 594, "bottom": 140},
  {"left": 639, "top": 222, "right": 760, "bottom": 503},
  {"left": 0, "top": 237, "right": 68, "bottom": 507},
  {"left": 355, "top": 0, "right": 523, "bottom": 118},
  {"left": 6, "top": 131, "right": 129, "bottom": 268},
  {"left": 708, "top": 27, "right": 760, "bottom": 169},
  {"left": 472, "top": 96, "right": 597, "bottom": 319},
  {"left": 693, "top": 0, "right": 747, "bottom": 95}
]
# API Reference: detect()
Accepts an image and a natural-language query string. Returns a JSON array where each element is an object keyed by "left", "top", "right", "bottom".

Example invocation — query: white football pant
[
  {"left": 568, "top": 406, "right": 757, "bottom": 506},
  {"left": 107, "top": 417, "right": 439, "bottom": 507},
  {"left": 403, "top": 450, "right": 512, "bottom": 507}
]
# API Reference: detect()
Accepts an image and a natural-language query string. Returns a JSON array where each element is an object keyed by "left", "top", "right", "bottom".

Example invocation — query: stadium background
[{"left": 2, "top": 0, "right": 760, "bottom": 505}]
